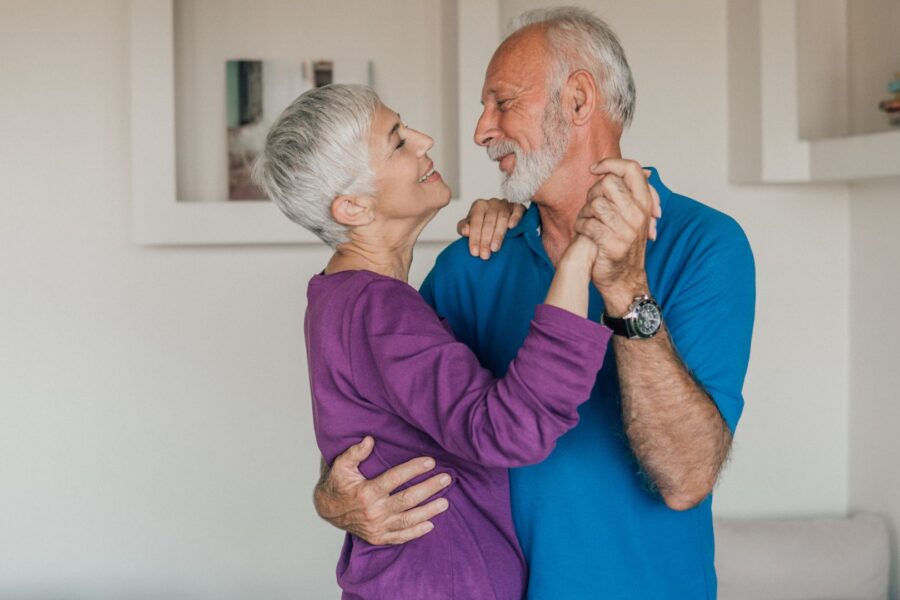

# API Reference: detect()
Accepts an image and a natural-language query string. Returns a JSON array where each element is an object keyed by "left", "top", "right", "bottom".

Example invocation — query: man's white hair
[
  {"left": 253, "top": 84, "right": 378, "bottom": 247},
  {"left": 509, "top": 6, "right": 636, "bottom": 128}
]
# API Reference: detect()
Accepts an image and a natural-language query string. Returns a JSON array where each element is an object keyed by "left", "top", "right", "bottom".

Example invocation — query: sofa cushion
[{"left": 715, "top": 513, "right": 889, "bottom": 600}]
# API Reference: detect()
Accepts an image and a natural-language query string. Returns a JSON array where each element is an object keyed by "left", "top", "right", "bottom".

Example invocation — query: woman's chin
[{"left": 437, "top": 185, "right": 453, "bottom": 207}]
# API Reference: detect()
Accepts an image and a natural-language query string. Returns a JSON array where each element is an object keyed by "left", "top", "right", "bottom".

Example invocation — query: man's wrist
[{"left": 598, "top": 278, "right": 650, "bottom": 317}]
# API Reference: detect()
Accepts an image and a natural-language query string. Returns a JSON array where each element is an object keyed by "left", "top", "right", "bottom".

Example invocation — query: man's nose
[{"left": 474, "top": 107, "right": 498, "bottom": 147}]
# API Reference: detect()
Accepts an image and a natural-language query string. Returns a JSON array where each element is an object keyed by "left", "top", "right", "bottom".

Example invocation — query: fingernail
[
  {"left": 424, "top": 522, "right": 435, "bottom": 532},
  {"left": 437, "top": 499, "right": 450, "bottom": 511},
  {"left": 440, "top": 474, "right": 452, "bottom": 486},
  {"left": 470, "top": 246, "right": 478, "bottom": 256},
  {"left": 423, "top": 458, "right": 436, "bottom": 469},
  {"left": 491, "top": 241, "right": 500, "bottom": 251}
]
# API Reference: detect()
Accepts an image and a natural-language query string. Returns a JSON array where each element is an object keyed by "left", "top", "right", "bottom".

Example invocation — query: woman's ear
[
  {"left": 566, "top": 69, "right": 598, "bottom": 126},
  {"left": 331, "top": 194, "right": 375, "bottom": 227}
]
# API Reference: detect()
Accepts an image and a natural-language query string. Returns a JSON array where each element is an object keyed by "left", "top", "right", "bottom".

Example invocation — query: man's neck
[
  {"left": 534, "top": 137, "right": 622, "bottom": 266},
  {"left": 537, "top": 203, "right": 581, "bottom": 266}
]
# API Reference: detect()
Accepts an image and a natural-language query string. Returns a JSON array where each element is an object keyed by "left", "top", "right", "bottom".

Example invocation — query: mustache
[{"left": 486, "top": 140, "right": 521, "bottom": 161}]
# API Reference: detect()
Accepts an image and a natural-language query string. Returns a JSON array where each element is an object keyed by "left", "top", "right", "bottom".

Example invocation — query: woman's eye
[{"left": 396, "top": 138, "right": 406, "bottom": 150}]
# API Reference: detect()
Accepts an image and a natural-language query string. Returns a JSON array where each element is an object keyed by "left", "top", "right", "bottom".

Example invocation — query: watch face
[{"left": 634, "top": 302, "right": 662, "bottom": 337}]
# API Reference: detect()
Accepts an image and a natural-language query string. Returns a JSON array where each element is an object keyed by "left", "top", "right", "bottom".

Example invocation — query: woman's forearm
[{"left": 544, "top": 235, "right": 595, "bottom": 318}]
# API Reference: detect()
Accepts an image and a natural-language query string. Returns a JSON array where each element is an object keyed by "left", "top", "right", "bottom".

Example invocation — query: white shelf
[
  {"left": 810, "top": 130, "right": 900, "bottom": 182},
  {"left": 130, "top": 0, "right": 500, "bottom": 246},
  {"left": 727, "top": 0, "right": 900, "bottom": 184}
]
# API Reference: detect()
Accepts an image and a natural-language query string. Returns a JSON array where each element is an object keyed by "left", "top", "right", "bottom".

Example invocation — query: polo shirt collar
[{"left": 506, "top": 166, "right": 673, "bottom": 239}]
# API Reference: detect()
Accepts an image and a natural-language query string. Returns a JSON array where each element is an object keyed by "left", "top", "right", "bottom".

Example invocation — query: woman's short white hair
[
  {"left": 253, "top": 84, "right": 379, "bottom": 247},
  {"left": 509, "top": 6, "right": 636, "bottom": 128}
]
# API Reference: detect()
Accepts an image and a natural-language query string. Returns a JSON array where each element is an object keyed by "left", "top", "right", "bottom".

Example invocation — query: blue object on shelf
[{"left": 889, "top": 79, "right": 900, "bottom": 94}]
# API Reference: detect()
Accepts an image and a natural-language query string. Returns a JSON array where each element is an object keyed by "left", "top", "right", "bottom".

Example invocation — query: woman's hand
[
  {"left": 559, "top": 233, "right": 599, "bottom": 273},
  {"left": 457, "top": 198, "right": 527, "bottom": 260},
  {"left": 543, "top": 234, "right": 599, "bottom": 318}
]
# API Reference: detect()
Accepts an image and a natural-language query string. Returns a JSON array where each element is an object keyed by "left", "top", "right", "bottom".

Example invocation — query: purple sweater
[{"left": 306, "top": 270, "right": 611, "bottom": 599}]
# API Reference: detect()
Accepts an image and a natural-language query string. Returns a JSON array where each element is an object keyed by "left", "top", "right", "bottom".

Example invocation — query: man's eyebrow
[{"left": 388, "top": 115, "right": 401, "bottom": 140}]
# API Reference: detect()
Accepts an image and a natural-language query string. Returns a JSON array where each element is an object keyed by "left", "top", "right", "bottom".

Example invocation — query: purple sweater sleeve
[{"left": 351, "top": 278, "right": 612, "bottom": 467}]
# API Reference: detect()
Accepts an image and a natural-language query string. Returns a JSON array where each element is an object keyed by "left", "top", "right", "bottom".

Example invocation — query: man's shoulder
[
  {"left": 432, "top": 235, "right": 530, "bottom": 278},
  {"left": 433, "top": 237, "right": 479, "bottom": 272},
  {"left": 660, "top": 192, "right": 751, "bottom": 257}
]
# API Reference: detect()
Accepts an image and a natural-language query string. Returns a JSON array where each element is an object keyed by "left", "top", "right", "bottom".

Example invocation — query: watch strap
[{"left": 600, "top": 312, "right": 630, "bottom": 337}]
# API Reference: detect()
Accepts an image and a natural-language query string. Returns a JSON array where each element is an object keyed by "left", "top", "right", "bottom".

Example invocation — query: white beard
[{"left": 486, "top": 98, "right": 570, "bottom": 204}]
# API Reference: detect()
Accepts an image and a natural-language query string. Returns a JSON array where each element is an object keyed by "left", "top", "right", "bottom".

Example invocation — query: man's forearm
[
  {"left": 613, "top": 325, "right": 732, "bottom": 511},
  {"left": 314, "top": 456, "right": 330, "bottom": 516}
]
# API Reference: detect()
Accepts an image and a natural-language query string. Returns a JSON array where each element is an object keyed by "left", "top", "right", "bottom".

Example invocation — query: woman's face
[{"left": 367, "top": 102, "right": 452, "bottom": 220}]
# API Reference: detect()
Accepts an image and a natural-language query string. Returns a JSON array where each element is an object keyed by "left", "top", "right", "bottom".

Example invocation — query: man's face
[{"left": 474, "top": 30, "right": 570, "bottom": 203}]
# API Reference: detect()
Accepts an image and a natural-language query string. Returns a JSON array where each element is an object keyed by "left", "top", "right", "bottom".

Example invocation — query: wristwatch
[{"left": 601, "top": 295, "right": 662, "bottom": 339}]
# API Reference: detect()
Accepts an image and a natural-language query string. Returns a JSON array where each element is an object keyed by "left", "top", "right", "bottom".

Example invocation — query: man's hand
[
  {"left": 575, "top": 159, "right": 661, "bottom": 315},
  {"left": 457, "top": 198, "right": 526, "bottom": 260},
  {"left": 313, "top": 436, "right": 453, "bottom": 545}
]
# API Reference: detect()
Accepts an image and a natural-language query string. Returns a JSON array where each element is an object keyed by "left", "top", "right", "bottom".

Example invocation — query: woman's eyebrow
[{"left": 388, "top": 115, "right": 401, "bottom": 141}]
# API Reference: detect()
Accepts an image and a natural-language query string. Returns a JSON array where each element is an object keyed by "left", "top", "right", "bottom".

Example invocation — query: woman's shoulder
[{"left": 310, "top": 269, "right": 409, "bottom": 297}]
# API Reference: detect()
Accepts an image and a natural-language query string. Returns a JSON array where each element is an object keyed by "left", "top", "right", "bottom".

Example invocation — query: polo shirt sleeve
[
  {"left": 663, "top": 217, "right": 755, "bottom": 432},
  {"left": 352, "top": 278, "right": 611, "bottom": 467}
]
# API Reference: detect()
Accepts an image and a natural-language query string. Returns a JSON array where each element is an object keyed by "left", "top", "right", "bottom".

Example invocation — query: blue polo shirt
[{"left": 419, "top": 169, "right": 755, "bottom": 599}]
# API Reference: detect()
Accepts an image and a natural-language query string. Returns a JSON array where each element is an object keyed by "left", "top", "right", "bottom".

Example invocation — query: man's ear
[
  {"left": 566, "top": 69, "right": 598, "bottom": 126},
  {"left": 331, "top": 194, "right": 375, "bottom": 227}
]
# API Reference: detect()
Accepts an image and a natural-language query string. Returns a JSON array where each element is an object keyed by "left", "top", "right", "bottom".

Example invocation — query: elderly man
[{"left": 313, "top": 6, "right": 754, "bottom": 598}]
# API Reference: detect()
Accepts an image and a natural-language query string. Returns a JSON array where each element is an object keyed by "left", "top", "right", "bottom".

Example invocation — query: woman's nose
[{"left": 411, "top": 129, "right": 434, "bottom": 156}]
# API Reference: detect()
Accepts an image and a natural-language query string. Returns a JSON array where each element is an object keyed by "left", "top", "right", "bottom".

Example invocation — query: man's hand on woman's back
[{"left": 314, "top": 436, "right": 453, "bottom": 545}]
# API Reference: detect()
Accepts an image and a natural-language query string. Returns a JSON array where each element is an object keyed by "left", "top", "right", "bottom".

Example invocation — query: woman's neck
[{"left": 325, "top": 238, "right": 415, "bottom": 282}]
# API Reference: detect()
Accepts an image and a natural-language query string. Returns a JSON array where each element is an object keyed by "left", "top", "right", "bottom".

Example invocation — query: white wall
[
  {"left": 0, "top": 0, "right": 862, "bottom": 597},
  {"left": 849, "top": 178, "right": 900, "bottom": 598}
]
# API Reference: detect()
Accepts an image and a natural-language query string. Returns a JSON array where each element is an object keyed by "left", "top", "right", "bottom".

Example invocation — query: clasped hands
[{"left": 460, "top": 158, "right": 661, "bottom": 312}]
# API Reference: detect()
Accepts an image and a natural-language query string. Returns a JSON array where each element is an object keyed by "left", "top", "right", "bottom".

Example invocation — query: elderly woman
[{"left": 254, "top": 84, "right": 611, "bottom": 599}]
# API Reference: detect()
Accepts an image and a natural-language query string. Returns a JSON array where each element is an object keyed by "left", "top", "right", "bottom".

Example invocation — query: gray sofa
[{"left": 715, "top": 513, "right": 890, "bottom": 600}]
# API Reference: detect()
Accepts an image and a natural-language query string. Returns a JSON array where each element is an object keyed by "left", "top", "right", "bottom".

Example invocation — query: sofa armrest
[{"left": 715, "top": 513, "right": 889, "bottom": 600}]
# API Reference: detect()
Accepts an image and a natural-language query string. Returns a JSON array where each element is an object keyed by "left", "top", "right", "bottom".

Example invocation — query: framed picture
[{"left": 130, "top": 0, "right": 501, "bottom": 245}]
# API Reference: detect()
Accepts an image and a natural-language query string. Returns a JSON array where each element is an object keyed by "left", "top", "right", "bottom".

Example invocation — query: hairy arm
[
  {"left": 609, "top": 321, "right": 732, "bottom": 510},
  {"left": 577, "top": 158, "right": 751, "bottom": 511}
]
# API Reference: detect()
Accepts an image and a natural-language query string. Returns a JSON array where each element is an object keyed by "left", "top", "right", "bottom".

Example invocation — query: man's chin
[{"left": 502, "top": 179, "right": 539, "bottom": 204}]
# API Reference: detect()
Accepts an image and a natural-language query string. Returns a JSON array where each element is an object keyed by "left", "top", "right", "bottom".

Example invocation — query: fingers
[
  {"left": 585, "top": 175, "right": 641, "bottom": 236},
  {"left": 574, "top": 212, "right": 614, "bottom": 246},
  {"left": 371, "top": 455, "right": 437, "bottom": 496},
  {"left": 640, "top": 168, "right": 663, "bottom": 219},
  {"left": 509, "top": 203, "right": 526, "bottom": 229},
  {"left": 648, "top": 185, "right": 660, "bottom": 241},
  {"left": 649, "top": 184, "right": 661, "bottom": 218},
  {"left": 478, "top": 208, "right": 500, "bottom": 259},
  {"left": 467, "top": 201, "right": 487, "bottom": 256},
  {"left": 464, "top": 198, "right": 518, "bottom": 258},
  {"left": 385, "top": 496, "right": 450, "bottom": 537},
  {"left": 332, "top": 436, "right": 374, "bottom": 472},
  {"left": 386, "top": 472, "right": 452, "bottom": 512},
  {"left": 590, "top": 158, "right": 653, "bottom": 215},
  {"left": 377, "top": 518, "right": 437, "bottom": 546}
]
